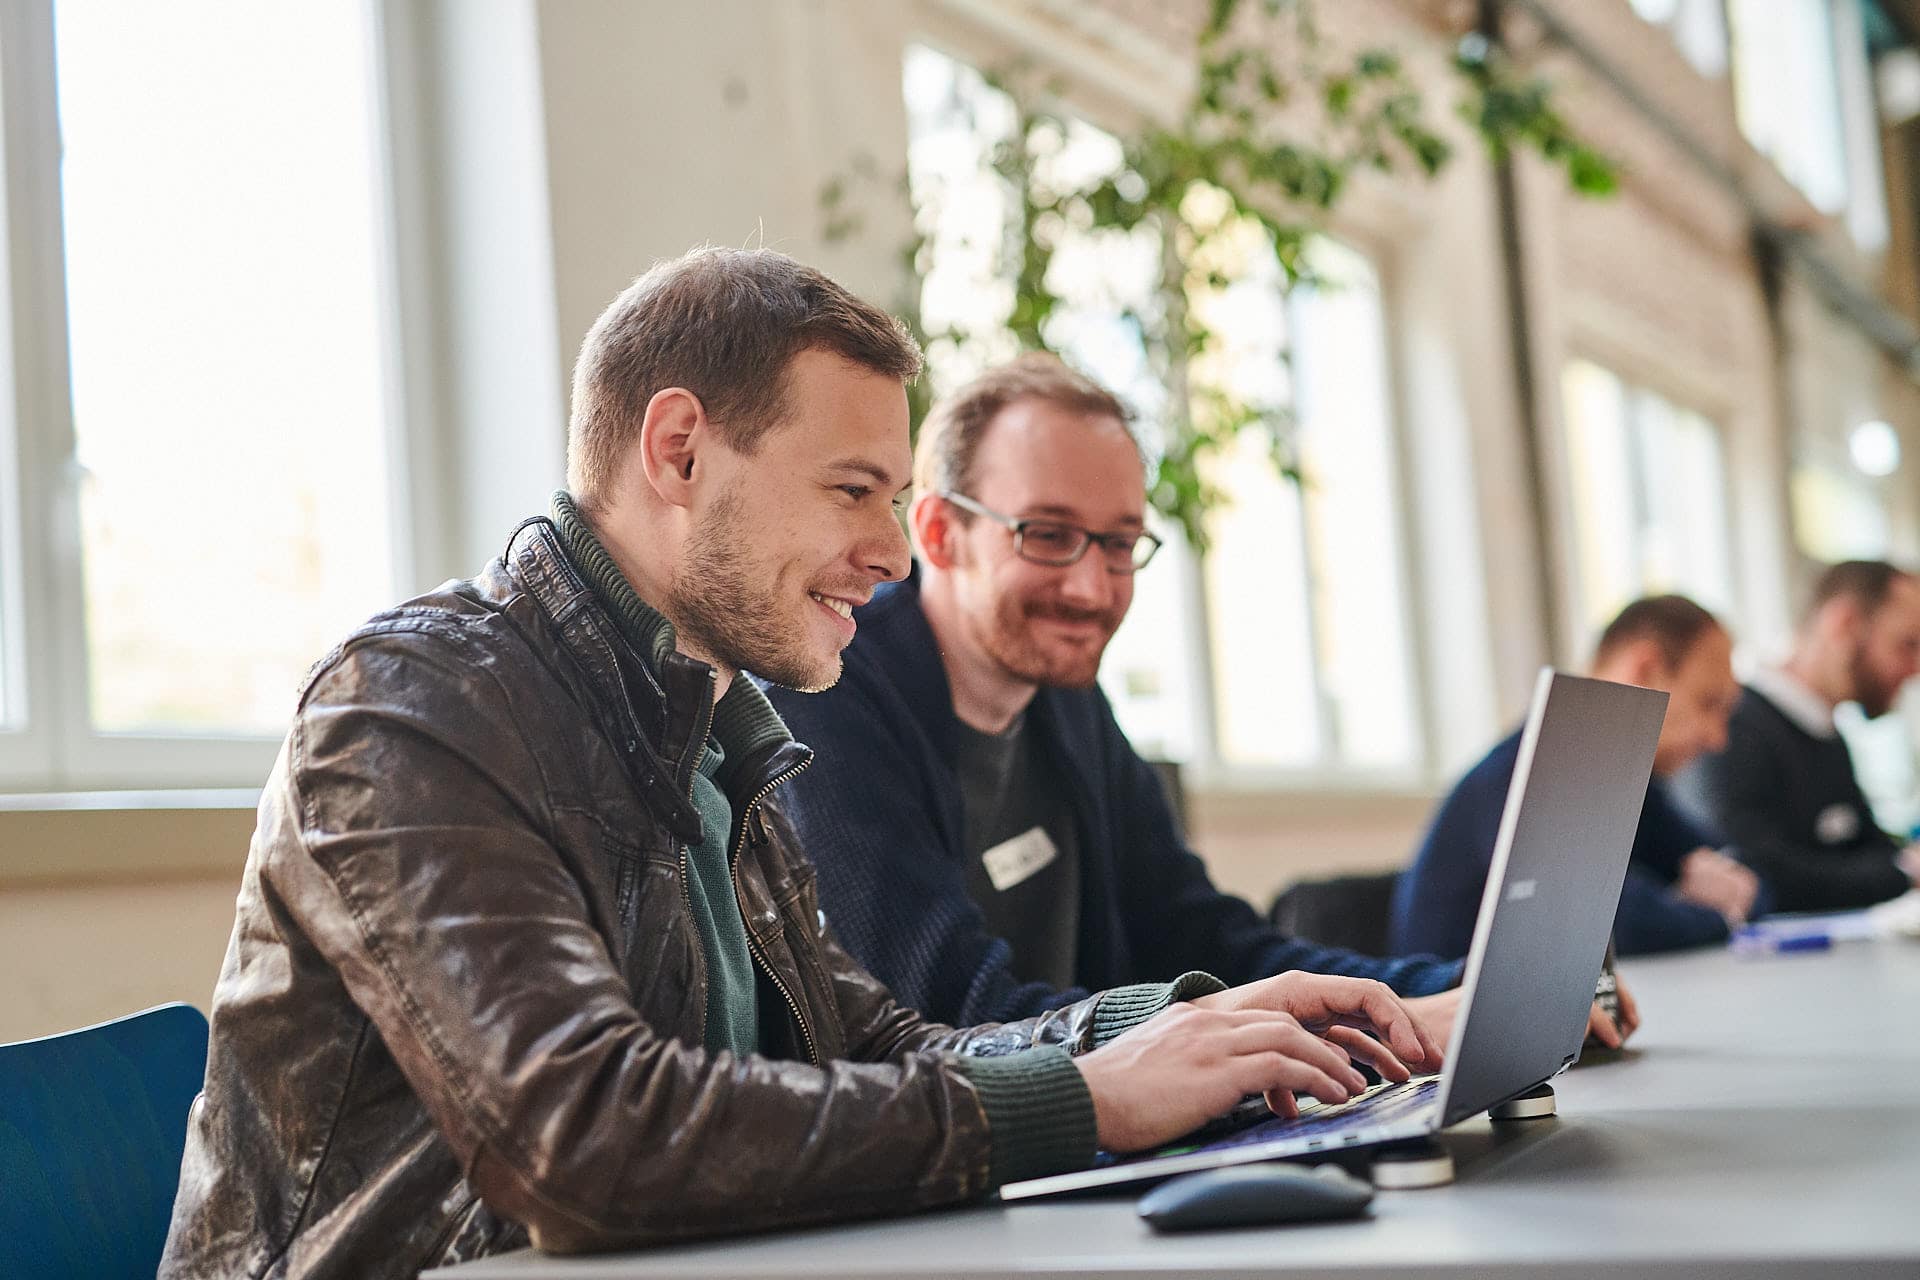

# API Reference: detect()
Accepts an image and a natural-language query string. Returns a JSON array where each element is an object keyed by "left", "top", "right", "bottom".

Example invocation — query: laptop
[{"left": 999, "top": 668, "right": 1668, "bottom": 1200}]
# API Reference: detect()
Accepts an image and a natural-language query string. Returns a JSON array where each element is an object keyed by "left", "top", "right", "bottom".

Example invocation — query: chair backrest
[
  {"left": 1268, "top": 870, "right": 1403, "bottom": 956},
  {"left": 0, "top": 1002, "right": 210, "bottom": 1280}
]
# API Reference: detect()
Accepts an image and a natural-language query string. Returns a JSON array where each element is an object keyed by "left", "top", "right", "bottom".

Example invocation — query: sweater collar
[
  {"left": 548, "top": 490, "right": 792, "bottom": 782},
  {"left": 1746, "top": 666, "right": 1838, "bottom": 740}
]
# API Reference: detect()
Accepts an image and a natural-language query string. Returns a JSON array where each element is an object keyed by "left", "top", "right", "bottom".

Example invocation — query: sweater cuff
[
  {"left": 949, "top": 1045, "right": 1097, "bottom": 1189},
  {"left": 1089, "top": 971, "right": 1227, "bottom": 1048}
]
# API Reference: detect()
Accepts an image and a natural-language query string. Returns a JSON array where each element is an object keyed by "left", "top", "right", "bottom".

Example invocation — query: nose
[
  {"left": 864, "top": 507, "right": 912, "bottom": 583},
  {"left": 1056, "top": 545, "right": 1114, "bottom": 607}
]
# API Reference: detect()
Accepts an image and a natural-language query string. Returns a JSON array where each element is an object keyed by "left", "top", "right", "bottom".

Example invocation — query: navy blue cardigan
[
  {"left": 762, "top": 571, "right": 1461, "bottom": 1027},
  {"left": 1388, "top": 730, "right": 1774, "bottom": 960}
]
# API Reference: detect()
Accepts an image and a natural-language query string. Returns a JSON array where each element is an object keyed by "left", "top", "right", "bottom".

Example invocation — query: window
[
  {"left": 1788, "top": 456, "right": 1893, "bottom": 564},
  {"left": 1, "top": 0, "right": 404, "bottom": 790},
  {"left": 1630, "top": 0, "right": 1730, "bottom": 77},
  {"left": 1727, "top": 0, "right": 1888, "bottom": 250},
  {"left": 1194, "top": 239, "right": 1420, "bottom": 773},
  {"left": 904, "top": 43, "right": 1423, "bottom": 780},
  {"left": 1560, "top": 361, "right": 1737, "bottom": 635}
]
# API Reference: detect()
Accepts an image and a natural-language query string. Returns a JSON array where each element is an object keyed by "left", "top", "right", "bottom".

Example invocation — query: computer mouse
[{"left": 1136, "top": 1162, "right": 1374, "bottom": 1232}]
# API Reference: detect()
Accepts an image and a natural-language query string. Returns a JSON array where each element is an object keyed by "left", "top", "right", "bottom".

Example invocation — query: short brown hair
[
  {"left": 913, "top": 352, "right": 1137, "bottom": 498},
  {"left": 568, "top": 246, "right": 923, "bottom": 501},
  {"left": 1804, "top": 559, "right": 1915, "bottom": 623},
  {"left": 1594, "top": 594, "right": 1723, "bottom": 670}
]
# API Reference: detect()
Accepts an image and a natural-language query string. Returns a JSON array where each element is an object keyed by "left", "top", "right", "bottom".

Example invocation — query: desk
[{"left": 431, "top": 940, "right": 1920, "bottom": 1278}]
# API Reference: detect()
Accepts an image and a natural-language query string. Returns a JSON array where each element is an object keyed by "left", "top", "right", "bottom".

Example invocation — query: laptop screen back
[{"left": 1436, "top": 669, "right": 1669, "bottom": 1126}]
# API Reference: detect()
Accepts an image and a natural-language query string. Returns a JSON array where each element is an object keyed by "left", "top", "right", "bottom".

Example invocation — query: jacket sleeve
[
  {"left": 1684, "top": 734, "right": 1909, "bottom": 913},
  {"left": 1611, "top": 866, "right": 1733, "bottom": 955},
  {"left": 1387, "top": 769, "right": 1504, "bottom": 962},
  {"left": 269, "top": 628, "right": 1088, "bottom": 1254},
  {"left": 1103, "top": 711, "right": 1462, "bottom": 995},
  {"left": 771, "top": 675, "right": 1110, "bottom": 1025}
]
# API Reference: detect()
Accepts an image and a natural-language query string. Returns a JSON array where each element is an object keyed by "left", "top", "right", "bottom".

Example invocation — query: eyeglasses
[{"left": 937, "top": 491, "right": 1162, "bottom": 573}]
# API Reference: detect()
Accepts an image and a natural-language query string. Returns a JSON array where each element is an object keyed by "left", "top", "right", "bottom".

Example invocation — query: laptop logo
[{"left": 1506, "top": 879, "right": 1538, "bottom": 902}]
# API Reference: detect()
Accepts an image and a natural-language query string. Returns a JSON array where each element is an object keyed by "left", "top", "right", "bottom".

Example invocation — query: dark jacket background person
[{"left": 764, "top": 569, "right": 1461, "bottom": 1029}]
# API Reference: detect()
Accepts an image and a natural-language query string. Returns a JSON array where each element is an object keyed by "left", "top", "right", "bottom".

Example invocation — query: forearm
[
  {"left": 1731, "top": 840, "right": 1908, "bottom": 912},
  {"left": 1612, "top": 879, "right": 1731, "bottom": 956}
]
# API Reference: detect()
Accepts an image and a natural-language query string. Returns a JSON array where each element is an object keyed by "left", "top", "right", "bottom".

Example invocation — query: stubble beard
[
  {"left": 976, "top": 591, "right": 1121, "bottom": 690},
  {"left": 1848, "top": 640, "right": 1899, "bottom": 719},
  {"left": 668, "top": 487, "right": 842, "bottom": 693}
]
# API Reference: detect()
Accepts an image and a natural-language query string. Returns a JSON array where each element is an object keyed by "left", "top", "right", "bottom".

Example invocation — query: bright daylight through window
[
  {"left": 1560, "top": 360, "right": 1737, "bottom": 635},
  {"left": 52, "top": 0, "right": 398, "bottom": 742}
]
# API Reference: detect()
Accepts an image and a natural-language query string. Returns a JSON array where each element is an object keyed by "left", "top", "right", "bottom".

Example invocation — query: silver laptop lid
[{"left": 1434, "top": 668, "right": 1668, "bottom": 1126}]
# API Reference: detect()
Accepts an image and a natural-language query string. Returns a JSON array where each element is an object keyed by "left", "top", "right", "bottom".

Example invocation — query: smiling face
[
  {"left": 933, "top": 398, "right": 1145, "bottom": 689},
  {"left": 666, "top": 347, "right": 913, "bottom": 691}
]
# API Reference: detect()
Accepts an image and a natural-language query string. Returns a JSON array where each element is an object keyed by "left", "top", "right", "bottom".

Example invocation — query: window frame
[{"left": 0, "top": 0, "right": 418, "bottom": 793}]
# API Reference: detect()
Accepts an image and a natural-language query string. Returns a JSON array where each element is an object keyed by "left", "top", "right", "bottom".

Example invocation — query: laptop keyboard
[
  {"left": 1093, "top": 1075, "right": 1442, "bottom": 1168},
  {"left": 1197, "top": 1075, "right": 1441, "bottom": 1152}
]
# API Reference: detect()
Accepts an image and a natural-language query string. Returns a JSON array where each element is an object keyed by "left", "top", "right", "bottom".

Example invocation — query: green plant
[{"left": 824, "top": 0, "right": 1614, "bottom": 550}]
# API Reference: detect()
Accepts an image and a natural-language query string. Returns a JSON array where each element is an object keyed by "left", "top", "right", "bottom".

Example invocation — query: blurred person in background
[
  {"left": 766, "top": 353, "right": 1638, "bottom": 1056},
  {"left": 1673, "top": 560, "right": 1920, "bottom": 912},
  {"left": 1392, "top": 595, "right": 1767, "bottom": 961}
]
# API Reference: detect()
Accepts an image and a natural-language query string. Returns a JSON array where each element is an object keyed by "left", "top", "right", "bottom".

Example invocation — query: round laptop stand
[
  {"left": 1366, "top": 1138, "right": 1455, "bottom": 1189},
  {"left": 1487, "top": 1083, "right": 1557, "bottom": 1121}
]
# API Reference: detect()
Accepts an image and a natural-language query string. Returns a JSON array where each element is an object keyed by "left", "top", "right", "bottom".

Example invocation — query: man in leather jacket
[{"left": 160, "top": 248, "right": 1438, "bottom": 1279}]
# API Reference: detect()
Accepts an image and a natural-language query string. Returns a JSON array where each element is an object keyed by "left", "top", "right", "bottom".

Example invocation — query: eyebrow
[
  {"left": 823, "top": 457, "right": 909, "bottom": 493},
  {"left": 1022, "top": 502, "right": 1144, "bottom": 530}
]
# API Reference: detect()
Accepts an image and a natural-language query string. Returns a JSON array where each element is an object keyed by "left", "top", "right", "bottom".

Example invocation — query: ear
[
  {"left": 911, "top": 492, "right": 961, "bottom": 569},
  {"left": 636, "top": 387, "right": 710, "bottom": 511},
  {"left": 1615, "top": 637, "right": 1669, "bottom": 691},
  {"left": 1814, "top": 595, "right": 1865, "bottom": 645}
]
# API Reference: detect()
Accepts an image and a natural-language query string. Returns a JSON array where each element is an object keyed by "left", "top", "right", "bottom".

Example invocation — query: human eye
[
  {"left": 1021, "top": 522, "right": 1081, "bottom": 554},
  {"left": 836, "top": 483, "right": 872, "bottom": 502}
]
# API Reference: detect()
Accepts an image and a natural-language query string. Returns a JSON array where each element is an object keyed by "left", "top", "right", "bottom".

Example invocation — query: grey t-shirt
[{"left": 951, "top": 712, "right": 1081, "bottom": 990}]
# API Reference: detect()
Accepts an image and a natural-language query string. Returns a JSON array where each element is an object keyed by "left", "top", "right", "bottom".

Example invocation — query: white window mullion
[{"left": 0, "top": 0, "right": 72, "bottom": 791}]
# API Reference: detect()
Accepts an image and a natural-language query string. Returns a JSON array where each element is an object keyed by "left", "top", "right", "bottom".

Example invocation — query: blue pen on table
[{"left": 1730, "top": 924, "right": 1832, "bottom": 956}]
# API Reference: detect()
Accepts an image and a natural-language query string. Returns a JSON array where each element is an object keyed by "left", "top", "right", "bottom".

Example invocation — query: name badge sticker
[
  {"left": 1814, "top": 803, "right": 1860, "bottom": 845},
  {"left": 980, "top": 826, "right": 1058, "bottom": 892}
]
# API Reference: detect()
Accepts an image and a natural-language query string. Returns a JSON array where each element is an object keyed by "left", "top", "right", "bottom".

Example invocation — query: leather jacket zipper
[
  {"left": 730, "top": 756, "right": 818, "bottom": 1066},
  {"left": 678, "top": 671, "right": 719, "bottom": 1045}
]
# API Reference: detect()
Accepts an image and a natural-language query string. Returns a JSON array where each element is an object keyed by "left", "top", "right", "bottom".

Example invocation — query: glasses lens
[
  {"left": 1129, "top": 532, "right": 1162, "bottom": 570},
  {"left": 1018, "top": 522, "right": 1087, "bottom": 565}
]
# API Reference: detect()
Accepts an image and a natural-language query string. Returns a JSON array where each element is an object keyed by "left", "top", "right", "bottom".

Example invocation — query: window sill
[
  {"left": 0, "top": 790, "right": 259, "bottom": 887},
  {"left": 1186, "top": 785, "right": 1439, "bottom": 828}
]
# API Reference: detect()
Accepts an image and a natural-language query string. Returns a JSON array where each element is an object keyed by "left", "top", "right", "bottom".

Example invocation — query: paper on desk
[
  {"left": 1867, "top": 889, "right": 1920, "bottom": 939},
  {"left": 1743, "top": 890, "right": 1920, "bottom": 943}
]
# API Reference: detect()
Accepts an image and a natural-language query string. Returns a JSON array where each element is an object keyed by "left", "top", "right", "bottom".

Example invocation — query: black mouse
[{"left": 1136, "top": 1162, "right": 1374, "bottom": 1232}]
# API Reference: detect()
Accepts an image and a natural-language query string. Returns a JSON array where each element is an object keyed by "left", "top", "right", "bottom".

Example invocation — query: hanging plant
[{"left": 825, "top": 0, "right": 1615, "bottom": 550}]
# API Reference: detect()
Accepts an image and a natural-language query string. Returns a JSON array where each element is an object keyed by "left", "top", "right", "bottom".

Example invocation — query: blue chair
[{"left": 0, "top": 1003, "right": 210, "bottom": 1280}]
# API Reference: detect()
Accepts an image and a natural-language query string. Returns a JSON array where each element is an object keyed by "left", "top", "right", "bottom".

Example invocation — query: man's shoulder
[
  {"left": 1447, "top": 729, "right": 1524, "bottom": 803},
  {"left": 292, "top": 567, "right": 570, "bottom": 749},
  {"left": 1719, "top": 685, "right": 1814, "bottom": 761},
  {"left": 304, "top": 577, "right": 514, "bottom": 685},
  {"left": 1730, "top": 682, "right": 1801, "bottom": 733}
]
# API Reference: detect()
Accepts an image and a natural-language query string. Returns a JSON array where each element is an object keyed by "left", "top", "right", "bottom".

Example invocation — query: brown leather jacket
[{"left": 159, "top": 519, "right": 1102, "bottom": 1279}]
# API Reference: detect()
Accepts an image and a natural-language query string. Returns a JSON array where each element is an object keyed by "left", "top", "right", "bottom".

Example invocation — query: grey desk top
[{"left": 431, "top": 940, "right": 1920, "bottom": 1278}]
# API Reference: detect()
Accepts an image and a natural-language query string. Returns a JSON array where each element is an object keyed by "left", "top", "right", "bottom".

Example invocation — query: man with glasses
[{"left": 764, "top": 354, "right": 1624, "bottom": 1053}]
